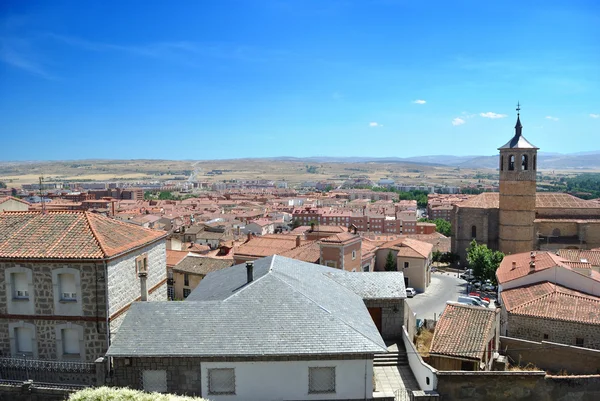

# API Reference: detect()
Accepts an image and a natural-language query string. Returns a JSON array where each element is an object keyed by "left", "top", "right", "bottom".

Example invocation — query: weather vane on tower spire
[{"left": 516, "top": 101, "right": 521, "bottom": 116}]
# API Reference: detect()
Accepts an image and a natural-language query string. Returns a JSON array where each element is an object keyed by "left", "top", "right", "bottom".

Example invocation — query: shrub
[{"left": 68, "top": 387, "right": 207, "bottom": 401}]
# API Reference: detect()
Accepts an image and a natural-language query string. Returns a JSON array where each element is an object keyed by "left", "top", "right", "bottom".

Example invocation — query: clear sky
[{"left": 1, "top": 0, "right": 599, "bottom": 160}]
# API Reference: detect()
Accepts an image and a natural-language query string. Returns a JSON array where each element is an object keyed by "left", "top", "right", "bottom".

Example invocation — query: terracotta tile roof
[
  {"left": 166, "top": 250, "right": 190, "bottom": 267},
  {"left": 457, "top": 192, "right": 600, "bottom": 210},
  {"left": 235, "top": 234, "right": 307, "bottom": 258},
  {"left": 430, "top": 303, "right": 497, "bottom": 360},
  {"left": 501, "top": 281, "right": 600, "bottom": 324},
  {"left": 279, "top": 241, "right": 321, "bottom": 263},
  {"left": 558, "top": 249, "right": 600, "bottom": 267},
  {"left": 320, "top": 232, "right": 360, "bottom": 244},
  {"left": 0, "top": 211, "right": 166, "bottom": 260},
  {"left": 563, "top": 261, "right": 592, "bottom": 269},
  {"left": 496, "top": 252, "right": 570, "bottom": 284},
  {"left": 172, "top": 255, "right": 233, "bottom": 275},
  {"left": 0, "top": 196, "right": 31, "bottom": 206},
  {"left": 380, "top": 237, "right": 433, "bottom": 259}
]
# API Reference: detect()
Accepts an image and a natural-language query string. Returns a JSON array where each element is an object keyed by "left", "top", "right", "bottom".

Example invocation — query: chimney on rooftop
[
  {"left": 512, "top": 261, "right": 517, "bottom": 270},
  {"left": 529, "top": 251, "right": 536, "bottom": 271},
  {"left": 296, "top": 235, "right": 301, "bottom": 248},
  {"left": 246, "top": 261, "right": 254, "bottom": 284}
]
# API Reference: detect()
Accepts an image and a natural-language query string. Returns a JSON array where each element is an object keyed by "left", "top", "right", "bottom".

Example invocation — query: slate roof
[
  {"left": 501, "top": 281, "right": 600, "bottom": 325},
  {"left": 0, "top": 211, "right": 166, "bottom": 260},
  {"left": 172, "top": 255, "right": 233, "bottom": 275},
  {"left": 430, "top": 303, "right": 497, "bottom": 361},
  {"left": 107, "top": 255, "right": 393, "bottom": 357}
]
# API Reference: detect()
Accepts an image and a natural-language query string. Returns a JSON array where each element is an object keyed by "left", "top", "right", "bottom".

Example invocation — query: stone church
[{"left": 452, "top": 107, "right": 600, "bottom": 261}]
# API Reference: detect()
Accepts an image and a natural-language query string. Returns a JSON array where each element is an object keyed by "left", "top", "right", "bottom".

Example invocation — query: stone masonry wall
[
  {"left": 107, "top": 241, "right": 166, "bottom": 335},
  {"left": 0, "top": 261, "right": 108, "bottom": 362},
  {"left": 436, "top": 371, "right": 600, "bottom": 401},
  {"left": 364, "top": 299, "right": 404, "bottom": 340},
  {"left": 507, "top": 314, "right": 600, "bottom": 350}
]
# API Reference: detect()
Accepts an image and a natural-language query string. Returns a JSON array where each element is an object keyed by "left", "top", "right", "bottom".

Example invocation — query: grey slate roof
[
  {"left": 171, "top": 255, "right": 233, "bottom": 275},
  {"left": 107, "top": 255, "right": 396, "bottom": 357},
  {"left": 325, "top": 272, "right": 407, "bottom": 300},
  {"left": 498, "top": 116, "right": 538, "bottom": 150}
]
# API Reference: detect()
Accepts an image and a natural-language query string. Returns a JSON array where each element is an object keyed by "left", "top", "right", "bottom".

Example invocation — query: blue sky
[{"left": 1, "top": 0, "right": 599, "bottom": 160}]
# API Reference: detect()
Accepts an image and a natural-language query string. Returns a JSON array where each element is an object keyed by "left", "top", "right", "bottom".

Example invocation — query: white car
[{"left": 406, "top": 288, "right": 417, "bottom": 298}]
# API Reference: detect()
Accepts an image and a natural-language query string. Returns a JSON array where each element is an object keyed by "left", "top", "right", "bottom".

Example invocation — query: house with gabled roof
[
  {"left": 0, "top": 210, "right": 167, "bottom": 366},
  {"left": 107, "top": 255, "right": 408, "bottom": 400},
  {"left": 0, "top": 196, "right": 30, "bottom": 212},
  {"left": 375, "top": 238, "right": 433, "bottom": 291}
]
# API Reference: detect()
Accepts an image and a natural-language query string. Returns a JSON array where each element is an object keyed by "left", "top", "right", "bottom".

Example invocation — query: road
[{"left": 405, "top": 272, "right": 467, "bottom": 320}]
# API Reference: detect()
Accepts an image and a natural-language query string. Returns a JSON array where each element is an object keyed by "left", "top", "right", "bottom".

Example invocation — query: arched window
[
  {"left": 500, "top": 155, "right": 504, "bottom": 171},
  {"left": 508, "top": 155, "right": 515, "bottom": 171},
  {"left": 471, "top": 225, "right": 477, "bottom": 238},
  {"left": 533, "top": 155, "right": 537, "bottom": 170},
  {"left": 522, "top": 154, "right": 528, "bottom": 171}
]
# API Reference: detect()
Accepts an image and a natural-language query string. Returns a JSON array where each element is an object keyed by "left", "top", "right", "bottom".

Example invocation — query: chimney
[
  {"left": 296, "top": 235, "right": 301, "bottom": 248},
  {"left": 511, "top": 261, "right": 517, "bottom": 270},
  {"left": 139, "top": 271, "right": 148, "bottom": 301},
  {"left": 247, "top": 232, "right": 252, "bottom": 242},
  {"left": 529, "top": 251, "right": 536, "bottom": 271},
  {"left": 246, "top": 261, "right": 254, "bottom": 283}
]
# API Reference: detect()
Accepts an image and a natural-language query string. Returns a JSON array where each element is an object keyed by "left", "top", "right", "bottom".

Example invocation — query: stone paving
[{"left": 373, "top": 342, "right": 420, "bottom": 398}]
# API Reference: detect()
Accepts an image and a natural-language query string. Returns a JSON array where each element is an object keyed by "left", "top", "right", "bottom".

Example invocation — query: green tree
[
  {"left": 466, "top": 240, "right": 504, "bottom": 283},
  {"left": 11, "top": 188, "right": 17, "bottom": 196},
  {"left": 384, "top": 250, "right": 397, "bottom": 271},
  {"left": 417, "top": 218, "right": 452, "bottom": 237},
  {"left": 0, "top": 181, "right": 6, "bottom": 189},
  {"left": 291, "top": 219, "right": 301, "bottom": 230},
  {"left": 158, "top": 191, "right": 174, "bottom": 200},
  {"left": 431, "top": 250, "right": 442, "bottom": 263}
]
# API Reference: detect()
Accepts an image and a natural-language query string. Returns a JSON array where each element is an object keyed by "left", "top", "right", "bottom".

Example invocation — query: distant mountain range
[{"left": 265, "top": 151, "right": 600, "bottom": 170}]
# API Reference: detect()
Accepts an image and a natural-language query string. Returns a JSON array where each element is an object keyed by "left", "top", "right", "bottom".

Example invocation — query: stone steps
[{"left": 374, "top": 351, "right": 409, "bottom": 366}]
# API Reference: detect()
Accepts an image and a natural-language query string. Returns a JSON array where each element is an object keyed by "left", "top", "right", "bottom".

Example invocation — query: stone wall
[
  {"left": 506, "top": 314, "right": 600, "bottom": 350},
  {"left": 435, "top": 371, "right": 600, "bottom": 401},
  {"left": 452, "top": 207, "right": 499, "bottom": 262},
  {"left": 106, "top": 241, "right": 167, "bottom": 335},
  {"left": 364, "top": 299, "right": 404, "bottom": 340},
  {"left": 0, "top": 261, "right": 108, "bottom": 362},
  {"left": 500, "top": 336, "right": 600, "bottom": 375}
]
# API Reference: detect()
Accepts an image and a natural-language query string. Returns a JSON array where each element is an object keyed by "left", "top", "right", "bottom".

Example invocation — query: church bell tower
[{"left": 498, "top": 103, "right": 539, "bottom": 255}]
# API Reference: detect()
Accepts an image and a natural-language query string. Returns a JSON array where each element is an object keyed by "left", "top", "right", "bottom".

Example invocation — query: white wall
[
  {"left": 107, "top": 241, "right": 167, "bottom": 335},
  {"left": 200, "top": 359, "right": 373, "bottom": 401},
  {"left": 402, "top": 326, "right": 437, "bottom": 391}
]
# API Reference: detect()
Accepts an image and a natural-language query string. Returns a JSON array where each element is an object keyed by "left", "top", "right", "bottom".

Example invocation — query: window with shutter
[
  {"left": 15, "top": 327, "right": 33, "bottom": 354},
  {"left": 62, "top": 328, "right": 80, "bottom": 355},
  {"left": 12, "top": 273, "right": 29, "bottom": 299},
  {"left": 59, "top": 273, "right": 77, "bottom": 300}
]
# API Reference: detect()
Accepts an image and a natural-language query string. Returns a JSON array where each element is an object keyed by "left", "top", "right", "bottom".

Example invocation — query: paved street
[{"left": 405, "top": 272, "right": 466, "bottom": 320}]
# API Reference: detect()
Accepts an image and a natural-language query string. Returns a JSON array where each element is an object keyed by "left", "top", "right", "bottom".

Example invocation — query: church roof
[
  {"left": 498, "top": 111, "right": 539, "bottom": 150},
  {"left": 457, "top": 192, "right": 600, "bottom": 210}
]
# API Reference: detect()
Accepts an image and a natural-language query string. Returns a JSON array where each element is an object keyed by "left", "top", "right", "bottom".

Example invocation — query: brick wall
[{"left": 507, "top": 314, "right": 599, "bottom": 350}]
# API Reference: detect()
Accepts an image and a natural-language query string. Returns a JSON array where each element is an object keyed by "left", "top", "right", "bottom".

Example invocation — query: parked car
[
  {"left": 482, "top": 283, "right": 496, "bottom": 292},
  {"left": 469, "top": 292, "right": 491, "bottom": 303},
  {"left": 457, "top": 296, "right": 485, "bottom": 307},
  {"left": 467, "top": 295, "right": 490, "bottom": 306},
  {"left": 406, "top": 287, "right": 417, "bottom": 298},
  {"left": 472, "top": 281, "right": 482, "bottom": 289}
]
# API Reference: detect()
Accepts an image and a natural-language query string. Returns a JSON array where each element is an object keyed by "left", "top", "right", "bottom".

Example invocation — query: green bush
[{"left": 68, "top": 387, "right": 207, "bottom": 401}]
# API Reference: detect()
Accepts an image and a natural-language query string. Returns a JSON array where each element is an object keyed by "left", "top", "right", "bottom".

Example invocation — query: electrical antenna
[{"left": 39, "top": 175, "right": 46, "bottom": 214}]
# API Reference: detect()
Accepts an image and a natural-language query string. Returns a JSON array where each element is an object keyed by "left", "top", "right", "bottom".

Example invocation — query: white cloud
[
  {"left": 545, "top": 116, "right": 559, "bottom": 121},
  {"left": 452, "top": 118, "right": 465, "bottom": 126},
  {"left": 590, "top": 113, "right": 600, "bottom": 119},
  {"left": 412, "top": 99, "right": 426, "bottom": 104},
  {"left": 480, "top": 112, "right": 507, "bottom": 119},
  {"left": 369, "top": 122, "right": 382, "bottom": 127}
]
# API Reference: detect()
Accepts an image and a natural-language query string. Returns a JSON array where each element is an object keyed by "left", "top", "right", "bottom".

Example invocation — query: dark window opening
[
  {"left": 184, "top": 273, "right": 190, "bottom": 287},
  {"left": 509, "top": 155, "right": 515, "bottom": 171},
  {"left": 522, "top": 154, "right": 528, "bottom": 170},
  {"left": 500, "top": 155, "right": 504, "bottom": 171},
  {"left": 471, "top": 225, "right": 477, "bottom": 238},
  {"left": 533, "top": 155, "right": 537, "bottom": 170},
  {"left": 576, "top": 338, "right": 584, "bottom": 347},
  {"left": 543, "top": 334, "right": 549, "bottom": 340}
]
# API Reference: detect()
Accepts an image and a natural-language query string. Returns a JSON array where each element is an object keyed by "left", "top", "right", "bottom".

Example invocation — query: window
[
  {"left": 325, "top": 261, "right": 337, "bottom": 268},
  {"left": 208, "top": 368, "right": 235, "bottom": 395},
  {"left": 461, "top": 360, "right": 474, "bottom": 371},
  {"left": 184, "top": 273, "right": 190, "bottom": 287},
  {"left": 404, "top": 262, "right": 409, "bottom": 268},
  {"left": 508, "top": 155, "right": 515, "bottom": 171},
  {"left": 167, "top": 286, "right": 175, "bottom": 300},
  {"left": 309, "top": 367, "right": 336, "bottom": 394},
  {"left": 533, "top": 155, "right": 537, "bottom": 170},
  {"left": 16, "top": 327, "right": 33, "bottom": 355},
  {"left": 5, "top": 267, "right": 34, "bottom": 315},
  {"left": 500, "top": 155, "right": 504, "bottom": 171},
  {"left": 471, "top": 225, "right": 477, "bottom": 239},
  {"left": 543, "top": 334, "right": 549, "bottom": 340},
  {"left": 11, "top": 272, "right": 29, "bottom": 299},
  {"left": 183, "top": 288, "right": 191, "bottom": 298},
  {"left": 59, "top": 273, "right": 77, "bottom": 301},
  {"left": 136, "top": 254, "right": 148, "bottom": 275},
  {"left": 142, "top": 370, "right": 167, "bottom": 393},
  {"left": 576, "top": 338, "right": 584, "bottom": 347},
  {"left": 9, "top": 322, "right": 37, "bottom": 358},
  {"left": 352, "top": 250, "right": 356, "bottom": 260},
  {"left": 521, "top": 154, "right": 528, "bottom": 170},
  {"left": 55, "top": 324, "right": 84, "bottom": 361}
]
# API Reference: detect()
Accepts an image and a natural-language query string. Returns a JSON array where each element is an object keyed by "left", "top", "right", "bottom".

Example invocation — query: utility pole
[{"left": 39, "top": 176, "right": 46, "bottom": 214}]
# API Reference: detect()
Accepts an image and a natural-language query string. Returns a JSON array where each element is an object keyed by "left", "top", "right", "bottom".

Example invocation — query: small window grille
[
  {"left": 309, "top": 367, "right": 336, "bottom": 393},
  {"left": 141, "top": 370, "right": 167, "bottom": 393},
  {"left": 208, "top": 368, "right": 235, "bottom": 395}
]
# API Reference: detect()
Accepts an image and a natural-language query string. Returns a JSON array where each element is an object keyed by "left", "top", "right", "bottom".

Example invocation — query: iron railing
[{"left": 0, "top": 356, "right": 96, "bottom": 387}]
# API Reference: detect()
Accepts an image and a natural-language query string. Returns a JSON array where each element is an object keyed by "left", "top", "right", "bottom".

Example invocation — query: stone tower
[{"left": 498, "top": 104, "right": 539, "bottom": 255}]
